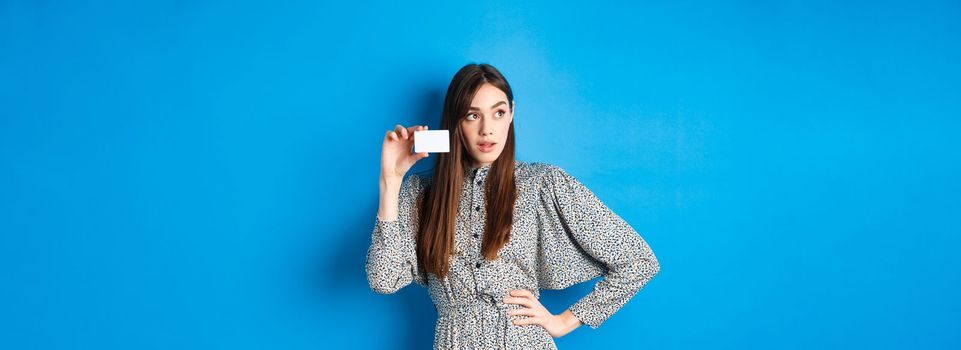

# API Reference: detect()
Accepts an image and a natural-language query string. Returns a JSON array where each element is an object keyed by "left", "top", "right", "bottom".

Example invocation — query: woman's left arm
[
  {"left": 504, "top": 164, "right": 661, "bottom": 336},
  {"left": 544, "top": 164, "right": 661, "bottom": 329}
]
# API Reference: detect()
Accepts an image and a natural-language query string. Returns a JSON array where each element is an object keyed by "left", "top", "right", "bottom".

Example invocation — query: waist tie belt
[{"left": 437, "top": 297, "right": 510, "bottom": 349}]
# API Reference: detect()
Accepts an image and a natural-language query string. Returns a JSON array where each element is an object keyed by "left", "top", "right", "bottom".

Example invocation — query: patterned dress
[{"left": 366, "top": 160, "right": 660, "bottom": 349}]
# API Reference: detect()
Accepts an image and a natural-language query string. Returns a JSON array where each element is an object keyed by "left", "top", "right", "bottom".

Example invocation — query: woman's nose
[{"left": 479, "top": 119, "right": 494, "bottom": 136}]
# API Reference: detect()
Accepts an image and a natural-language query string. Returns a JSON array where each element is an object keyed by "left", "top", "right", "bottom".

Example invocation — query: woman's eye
[
  {"left": 466, "top": 113, "right": 477, "bottom": 120},
  {"left": 496, "top": 110, "right": 505, "bottom": 118}
]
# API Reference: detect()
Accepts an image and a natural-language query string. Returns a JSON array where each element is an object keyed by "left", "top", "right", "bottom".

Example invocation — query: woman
[{"left": 367, "top": 63, "right": 660, "bottom": 349}]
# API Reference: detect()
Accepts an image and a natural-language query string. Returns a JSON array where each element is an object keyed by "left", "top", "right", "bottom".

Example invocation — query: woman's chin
[{"left": 470, "top": 153, "right": 500, "bottom": 165}]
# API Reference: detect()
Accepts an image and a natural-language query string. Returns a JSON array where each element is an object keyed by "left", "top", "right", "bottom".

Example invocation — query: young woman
[{"left": 367, "top": 63, "right": 660, "bottom": 349}]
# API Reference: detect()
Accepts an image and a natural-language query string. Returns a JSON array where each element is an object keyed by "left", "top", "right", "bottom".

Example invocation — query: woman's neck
[{"left": 470, "top": 162, "right": 491, "bottom": 169}]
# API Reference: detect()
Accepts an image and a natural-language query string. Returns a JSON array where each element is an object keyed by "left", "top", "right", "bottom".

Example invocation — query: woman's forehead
[{"left": 470, "top": 84, "right": 508, "bottom": 108}]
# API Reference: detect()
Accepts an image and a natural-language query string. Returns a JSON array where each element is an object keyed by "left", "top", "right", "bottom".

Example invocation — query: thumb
[{"left": 417, "top": 152, "right": 430, "bottom": 159}]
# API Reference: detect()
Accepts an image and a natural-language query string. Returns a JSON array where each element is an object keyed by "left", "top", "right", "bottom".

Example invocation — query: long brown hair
[{"left": 416, "top": 63, "right": 517, "bottom": 280}]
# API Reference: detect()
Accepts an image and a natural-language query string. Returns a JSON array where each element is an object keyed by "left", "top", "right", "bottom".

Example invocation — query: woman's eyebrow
[{"left": 469, "top": 101, "right": 507, "bottom": 110}]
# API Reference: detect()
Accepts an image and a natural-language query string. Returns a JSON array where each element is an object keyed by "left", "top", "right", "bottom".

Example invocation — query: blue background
[{"left": 2, "top": 1, "right": 959, "bottom": 349}]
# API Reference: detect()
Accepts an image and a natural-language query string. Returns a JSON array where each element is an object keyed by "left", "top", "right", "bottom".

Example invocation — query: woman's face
[{"left": 460, "top": 83, "right": 513, "bottom": 168}]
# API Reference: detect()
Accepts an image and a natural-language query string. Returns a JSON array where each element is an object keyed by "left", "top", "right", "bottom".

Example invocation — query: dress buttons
[
  {"left": 475, "top": 206, "right": 481, "bottom": 211},
  {"left": 475, "top": 262, "right": 481, "bottom": 268},
  {"left": 473, "top": 233, "right": 479, "bottom": 238}
]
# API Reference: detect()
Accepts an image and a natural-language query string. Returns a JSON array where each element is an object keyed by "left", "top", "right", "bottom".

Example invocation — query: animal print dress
[{"left": 366, "top": 160, "right": 660, "bottom": 349}]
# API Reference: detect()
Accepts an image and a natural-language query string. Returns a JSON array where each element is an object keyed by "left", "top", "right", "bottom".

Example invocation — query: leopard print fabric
[{"left": 366, "top": 160, "right": 660, "bottom": 349}]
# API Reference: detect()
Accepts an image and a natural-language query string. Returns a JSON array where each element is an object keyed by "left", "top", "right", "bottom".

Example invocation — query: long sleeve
[
  {"left": 537, "top": 164, "right": 660, "bottom": 329},
  {"left": 365, "top": 173, "right": 428, "bottom": 294}
]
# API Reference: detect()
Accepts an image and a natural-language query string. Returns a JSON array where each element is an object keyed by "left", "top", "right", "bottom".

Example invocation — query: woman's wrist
[
  {"left": 555, "top": 310, "right": 582, "bottom": 336},
  {"left": 378, "top": 174, "right": 403, "bottom": 221},
  {"left": 380, "top": 172, "right": 402, "bottom": 185}
]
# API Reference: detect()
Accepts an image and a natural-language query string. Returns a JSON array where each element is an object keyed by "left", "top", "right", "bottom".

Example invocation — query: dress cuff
[
  {"left": 372, "top": 216, "right": 414, "bottom": 254},
  {"left": 569, "top": 296, "right": 606, "bottom": 329}
]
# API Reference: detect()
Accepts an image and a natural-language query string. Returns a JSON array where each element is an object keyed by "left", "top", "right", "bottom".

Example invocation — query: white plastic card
[{"left": 413, "top": 130, "right": 450, "bottom": 153}]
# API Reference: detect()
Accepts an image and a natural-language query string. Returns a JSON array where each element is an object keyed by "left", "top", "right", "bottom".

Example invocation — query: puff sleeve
[
  {"left": 365, "top": 173, "right": 428, "bottom": 294},
  {"left": 536, "top": 164, "right": 660, "bottom": 329}
]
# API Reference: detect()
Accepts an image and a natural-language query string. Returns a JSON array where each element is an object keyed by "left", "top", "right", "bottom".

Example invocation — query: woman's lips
[{"left": 478, "top": 142, "right": 496, "bottom": 153}]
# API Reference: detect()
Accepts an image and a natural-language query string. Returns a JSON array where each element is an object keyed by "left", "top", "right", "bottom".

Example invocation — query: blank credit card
[{"left": 414, "top": 130, "right": 450, "bottom": 153}]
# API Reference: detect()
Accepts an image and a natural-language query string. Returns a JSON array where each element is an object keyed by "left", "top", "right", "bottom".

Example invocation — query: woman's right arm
[{"left": 365, "top": 124, "right": 430, "bottom": 294}]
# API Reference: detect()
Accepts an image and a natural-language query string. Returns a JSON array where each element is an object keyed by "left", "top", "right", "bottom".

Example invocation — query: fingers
[
  {"left": 510, "top": 289, "right": 534, "bottom": 298},
  {"left": 504, "top": 289, "right": 537, "bottom": 307},
  {"left": 507, "top": 308, "right": 538, "bottom": 317},
  {"left": 386, "top": 124, "right": 430, "bottom": 142},
  {"left": 503, "top": 296, "right": 535, "bottom": 308},
  {"left": 512, "top": 317, "right": 541, "bottom": 326},
  {"left": 504, "top": 289, "right": 547, "bottom": 327},
  {"left": 406, "top": 125, "right": 430, "bottom": 142},
  {"left": 394, "top": 124, "right": 408, "bottom": 140}
]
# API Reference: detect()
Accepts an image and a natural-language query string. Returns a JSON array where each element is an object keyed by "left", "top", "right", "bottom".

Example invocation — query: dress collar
[
  {"left": 464, "top": 160, "right": 520, "bottom": 183},
  {"left": 465, "top": 163, "right": 493, "bottom": 182}
]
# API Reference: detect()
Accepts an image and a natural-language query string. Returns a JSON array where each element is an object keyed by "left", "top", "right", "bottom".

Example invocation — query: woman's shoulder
[{"left": 514, "top": 160, "right": 567, "bottom": 185}]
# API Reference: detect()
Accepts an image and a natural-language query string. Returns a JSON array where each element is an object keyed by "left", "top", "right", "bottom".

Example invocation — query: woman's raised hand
[{"left": 381, "top": 124, "right": 430, "bottom": 180}]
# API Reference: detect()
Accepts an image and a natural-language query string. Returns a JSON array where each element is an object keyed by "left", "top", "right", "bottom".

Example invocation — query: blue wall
[{"left": 2, "top": 1, "right": 959, "bottom": 348}]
